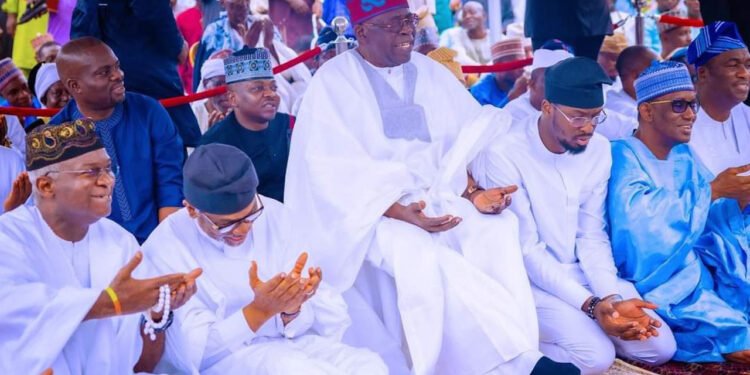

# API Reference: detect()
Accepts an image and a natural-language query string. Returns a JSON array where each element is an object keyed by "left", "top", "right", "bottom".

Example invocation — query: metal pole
[
  {"left": 332, "top": 16, "right": 352, "bottom": 55},
  {"left": 635, "top": 0, "right": 644, "bottom": 46},
  {"left": 487, "top": 0, "right": 502, "bottom": 44}
]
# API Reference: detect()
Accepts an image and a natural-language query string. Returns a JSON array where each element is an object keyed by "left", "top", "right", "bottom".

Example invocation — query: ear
[
  {"left": 184, "top": 200, "right": 199, "bottom": 218},
  {"left": 35, "top": 175, "right": 54, "bottom": 199},
  {"left": 696, "top": 65, "right": 709, "bottom": 83},
  {"left": 638, "top": 102, "right": 653, "bottom": 122},
  {"left": 540, "top": 100, "right": 552, "bottom": 116},
  {"left": 65, "top": 78, "right": 80, "bottom": 95},
  {"left": 227, "top": 89, "right": 238, "bottom": 108},
  {"left": 354, "top": 24, "right": 366, "bottom": 42}
]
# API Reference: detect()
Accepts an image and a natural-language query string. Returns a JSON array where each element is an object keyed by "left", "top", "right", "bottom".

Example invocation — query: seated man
[
  {"left": 605, "top": 45, "right": 658, "bottom": 120},
  {"left": 52, "top": 37, "right": 185, "bottom": 243},
  {"left": 687, "top": 21, "right": 750, "bottom": 196},
  {"left": 0, "top": 121, "right": 201, "bottom": 373},
  {"left": 285, "top": 0, "right": 579, "bottom": 373},
  {"left": 438, "top": 1, "right": 491, "bottom": 65},
  {"left": 597, "top": 33, "right": 627, "bottom": 84},
  {"left": 470, "top": 38, "right": 527, "bottom": 108},
  {"left": 191, "top": 57, "right": 231, "bottom": 134},
  {"left": 657, "top": 8, "right": 692, "bottom": 59},
  {"left": 143, "top": 144, "right": 388, "bottom": 374},
  {"left": 504, "top": 39, "right": 573, "bottom": 124},
  {"left": 33, "top": 62, "right": 70, "bottom": 109},
  {"left": 609, "top": 60, "right": 750, "bottom": 364},
  {"left": 471, "top": 57, "right": 677, "bottom": 374},
  {"left": 200, "top": 47, "right": 291, "bottom": 203}
]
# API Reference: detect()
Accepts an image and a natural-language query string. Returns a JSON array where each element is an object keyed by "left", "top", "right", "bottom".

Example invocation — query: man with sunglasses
[
  {"left": 472, "top": 57, "right": 677, "bottom": 374},
  {"left": 284, "top": 0, "right": 582, "bottom": 373},
  {"left": 609, "top": 60, "right": 750, "bottom": 364},
  {"left": 0, "top": 120, "right": 202, "bottom": 374},
  {"left": 687, "top": 21, "right": 750, "bottom": 212},
  {"left": 200, "top": 47, "right": 291, "bottom": 203},
  {"left": 142, "top": 144, "right": 387, "bottom": 374}
]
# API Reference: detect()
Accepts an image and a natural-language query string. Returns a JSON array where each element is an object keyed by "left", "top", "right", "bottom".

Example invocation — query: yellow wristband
[{"left": 104, "top": 287, "right": 122, "bottom": 316}]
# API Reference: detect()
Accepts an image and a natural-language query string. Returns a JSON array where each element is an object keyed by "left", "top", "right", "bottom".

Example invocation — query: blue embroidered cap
[
  {"left": 634, "top": 60, "right": 694, "bottom": 105},
  {"left": 223, "top": 46, "right": 274, "bottom": 84},
  {"left": 687, "top": 21, "right": 747, "bottom": 67}
]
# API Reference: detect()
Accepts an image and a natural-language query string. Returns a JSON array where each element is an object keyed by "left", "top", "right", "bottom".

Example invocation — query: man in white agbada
[
  {"left": 504, "top": 39, "right": 573, "bottom": 124},
  {"left": 438, "top": 1, "right": 492, "bottom": 65},
  {"left": 0, "top": 115, "right": 29, "bottom": 215},
  {"left": 603, "top": 45, "right": 657, "bottom": 123},
  {"left": 0, "top": 120, "right": 201, "bottom": 374},
  {"left": 471, "top": 57, "right": 677, "bottom": 374},
  {"left": 142, "top": 144, "right": 388, "bottom": 374},
  {"left": 191, "top": 57, "right": 231, "bottom": 134},
  {"left": 285, "top": 0, "right": 580, "bottom": 374},
  {"left": 687, "top": 21, "right": 750, "bottom": 191}
]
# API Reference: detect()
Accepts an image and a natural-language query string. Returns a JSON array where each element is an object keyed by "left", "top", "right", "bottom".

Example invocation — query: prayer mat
[{"left": 614, "top": 358, "right": 750, "bottom": 375}]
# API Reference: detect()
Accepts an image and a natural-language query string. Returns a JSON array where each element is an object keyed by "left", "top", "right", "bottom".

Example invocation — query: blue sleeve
[
  {"left": 148, "top": 100, "right": 185, "bottom": 209},
  {"left": 129, "top": 0, "right": 184, "bottom": 59}
]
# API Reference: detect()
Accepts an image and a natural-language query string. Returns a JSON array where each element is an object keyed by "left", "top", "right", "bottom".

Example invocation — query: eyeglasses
[
  {"left": 201, "top": 195, "right": 264, "bottom": 234},
  {"left": 45, "top": 165, "right": 118, "bottom": 179},
  {"left": 648, "top": 98, "right": 700, "bottom": 114},
  {"left": 553, "top": 105, "right": 607, "bottom": 128},
  {"left": 364, "top": 13, "right": 419, "bottom": 33}
]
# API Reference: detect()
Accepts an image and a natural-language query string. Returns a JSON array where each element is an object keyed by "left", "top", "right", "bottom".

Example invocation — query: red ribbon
[
  {"left": 658, "top": 15, "right": 704, "bottom": 28},
  {"left": 461, "top": 58, "right": 533, "bottom": 74}
]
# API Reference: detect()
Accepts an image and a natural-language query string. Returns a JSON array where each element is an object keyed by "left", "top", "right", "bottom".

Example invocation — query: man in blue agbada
[{"left": 608, "top": 60, "right": 750, "bottom": 364}]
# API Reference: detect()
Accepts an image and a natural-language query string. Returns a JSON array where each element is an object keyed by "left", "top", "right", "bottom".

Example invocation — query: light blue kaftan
[{"left": 608, "top": 137, "right": 750, "bottom": 362}]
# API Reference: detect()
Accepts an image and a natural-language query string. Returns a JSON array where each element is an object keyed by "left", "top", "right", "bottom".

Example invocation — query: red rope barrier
[
  {"left": 658, "top": 15, "right": 704, "bottom": 28},
  {"left": 272, "top": 46, "right": 321, "bottom": 74},
  {"left": 461, "top": 58, "right": 533, "bottom": 74},
  {"left": 0, "top": 106, "right": 58, "bottom": 117},
  {"left": 159, "top": 86, "right": 227, "bottom": 108}
]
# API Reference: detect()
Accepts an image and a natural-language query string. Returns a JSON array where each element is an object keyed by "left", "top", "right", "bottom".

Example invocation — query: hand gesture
[
  {"left": 595, "top": 296, "right": 658, "bottom": 340},
  {"left": 288, "top": 0, "right": 311, "bottom": 15},
  {"left": 288, "top": 252, "right": 322, "bottom": 311},
  {"left": 242, "top": 20, "right": 263, "bottom": 47},
  {"left": 401, "top": 201, "right": 461, "bottom": 233},
  {"left": 248, "top": 260, "right": 308, "bottom": 317},
  {"left": 612, "top": 299, "right": 661, "bottom": 340},
  {"left": 207, "top": 110, "right": 226, "bottom": 127},
  {"left": 3, "top": 171, "right": 31, "bottom": 213},
  {"left": 507, "top": 75, "right": 529, "bottom": 101},
  {"left": 472, "top": 185, "right": 517, "bottom": 214},
  {"left": 312, "top": 0, "right": 322, "bottom": 18},
  {"left": 711, "top": 164, "right": 750, "bottom": 202},
  {"left": 262, "top": 19, "right": 276, "bottom": 52},
  {"left": 108, "top": 252, "right": 198, "bottom": 315}
]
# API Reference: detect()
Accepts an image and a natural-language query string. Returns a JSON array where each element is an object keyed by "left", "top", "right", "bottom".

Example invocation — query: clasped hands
[
  {"left": 589, "top": 295, "right": 661, "bottom": 341},
  {"left": 245, "top": 252, "right": 322, "bottom": 328}
]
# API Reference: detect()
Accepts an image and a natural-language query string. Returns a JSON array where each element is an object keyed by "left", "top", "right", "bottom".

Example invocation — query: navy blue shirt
[
  {"left": 50, "top": 93, "right": 185, "bottom": 243},
  {"left": 470, "top": 75, "right": 511, "bottom": 108},
  {"left": 200, "top": 112, "right": 291, "bottom": 202}
]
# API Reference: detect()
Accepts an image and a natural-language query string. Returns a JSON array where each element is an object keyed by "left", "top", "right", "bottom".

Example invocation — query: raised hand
[
  {"left": 207, "top": 110, "right": 226, "bottom": 128},
  {"left": 711, "top": 164, "right": 750, "bottom": 202},
  {"left": 107, "top": 252, "right": 189, "bottom": 315},
  {"left": 3, "top": 171, "right": 31, "bottom": 213},
  {"left": 248, "top": 261, "right": 307, "bottom": 317},
  {"left": 242, "top": 20, "right": 263, "bottom": 47},
  {"left": 472, "top": 185, "right": 517, "bottom": 214},
  {"left": 288, "top": 0, "right": 311, "bottom": 15}
]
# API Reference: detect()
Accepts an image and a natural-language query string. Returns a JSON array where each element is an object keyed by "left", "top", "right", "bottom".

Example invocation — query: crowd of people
[{"left": 0, "top": 0, "right": 750, "bottom": 374}]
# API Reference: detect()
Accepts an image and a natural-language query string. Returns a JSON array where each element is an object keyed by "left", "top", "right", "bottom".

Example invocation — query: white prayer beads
[{"left": 143, "top": 284, "right": 171, "bottom": 341}]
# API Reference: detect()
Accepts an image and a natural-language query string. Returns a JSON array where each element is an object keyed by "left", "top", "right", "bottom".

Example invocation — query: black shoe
[{"left": 530, "top": 356, "right": 580, "bottom": 375}]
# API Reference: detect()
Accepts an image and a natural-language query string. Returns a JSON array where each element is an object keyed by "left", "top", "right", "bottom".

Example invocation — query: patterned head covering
[
  {"left": 0, "top": 58, "right": 24, "bottom": 92},
  {"left": 26, "top": 119, "right": 103, "bottom": 171},
  {"left": 347, "top": 0, "right": 410, "bottom": 25},
  {"left": 491, "top": 38, "right": 525, "bottom": 61},
  {"left": 635, "top": 60, "right": 694, "bottom": 105},
  {"left": 687, "top": 21, "right": 747, "bottom": 67},
  {"left": 223, "top": 46, "right": 274, "bottom": 84},
  {"left": 427, "top": 47, "right": 465, "bottom": 84},
  {"left": 600, "top": 33, "right": 628, "bottom": 55}
]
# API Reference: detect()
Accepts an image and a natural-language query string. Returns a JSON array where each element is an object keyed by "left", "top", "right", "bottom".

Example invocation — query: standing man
[
  {"left": 71, "top": 0, "right": 202, "bottom": 148},
  {"left": 0, "top": 120, "right": 201, "bottom": 374},
  {"left": 51, "top": 37, "right": 185, "bottom": 244},
  {"left": 471, "top": 57, "right": 677, "bottom": 374},
  {"left": 200, "top": 47, "right": 292, "bottom": 203},
  {"left": 525, "top": 0, "right": 613, "bottom": 59},
  {"left": 285, "top": 0, "right": 580, "bottom": 373}
]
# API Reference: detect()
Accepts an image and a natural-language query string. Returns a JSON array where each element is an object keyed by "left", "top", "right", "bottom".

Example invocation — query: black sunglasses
[{"left": 648, "top": 99, "right": 700, "bottom": 114}]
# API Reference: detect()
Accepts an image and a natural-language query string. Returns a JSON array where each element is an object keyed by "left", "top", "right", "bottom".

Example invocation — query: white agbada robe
[
  {"left": 0, "top": 205, "right": 146, "bottom": 374},
  {"left": 0, "top": 145, "right": 24, "bottom": 214},
  {"left": 285, "top": 50, "right": 541, "bottom": 375},
  {"left": 470, "top": 116, "right": 676, "bottom": 373},
  {"left": 438, "top": 27, "right": 492, "bottom": 65},
  {"left": 689, "top": 103, "right": 750, "bottom": 176},
  {"left": 605, "top": 86, "right": 638, "bottom": 119},
  {"left": 142, "top": 199, "right": 388, "bottom": 375},
  {"left": 504, "top": 92, "right": 538, "bottom": 125}
]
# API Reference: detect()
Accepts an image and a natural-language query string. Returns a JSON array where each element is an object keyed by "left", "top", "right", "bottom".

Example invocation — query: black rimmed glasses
[
  {"left": 553, "top": 105, "right": 607, "bottom": 128},
  {"left": 648, "top": 98, "right": 700, "bottom": 114},
  {"left": 364, "top": 13, "right": 419, "bottom": 33},
  {"left": 201, "top": 195, "right": 264, "bottom": 234},
  {"left": 45, "top": 165, "right": 118, "bottom": 179}
]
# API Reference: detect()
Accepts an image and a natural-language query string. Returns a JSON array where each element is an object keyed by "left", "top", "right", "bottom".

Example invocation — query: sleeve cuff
[
  {"left": 280, "top": 306, "right": 314, "bottom": 339},
  {"left": 213, "top": 309, "right": 256, "bottom": 348}
]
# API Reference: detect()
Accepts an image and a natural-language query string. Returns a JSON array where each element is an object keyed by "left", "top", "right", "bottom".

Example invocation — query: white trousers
[
  {"left": 534, "top": 279, "right": 677, "bottom": 374},
  {"left": 203, "top": 335, "right": 388, "bottom": 375}
]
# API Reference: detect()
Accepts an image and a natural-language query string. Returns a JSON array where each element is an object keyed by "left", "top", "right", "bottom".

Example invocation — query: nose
[
  {"left": 737, "top": 63, "right": 749, "bottom": 80},
  {"left": 111, "top": 68, "right": 125, "bottom": 81}
]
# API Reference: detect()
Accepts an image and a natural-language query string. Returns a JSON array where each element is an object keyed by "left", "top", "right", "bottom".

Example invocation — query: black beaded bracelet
[{"left": 586, "top": 296, "right": 602, "bottom": 320}]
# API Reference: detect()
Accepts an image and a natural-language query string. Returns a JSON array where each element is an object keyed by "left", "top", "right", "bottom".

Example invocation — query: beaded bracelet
[
  {"left": 585, "top": 296, "right": 602, "bottom": 320},
  {"left": 142, "top": 284, "right": 172, "bottom": 341}
]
